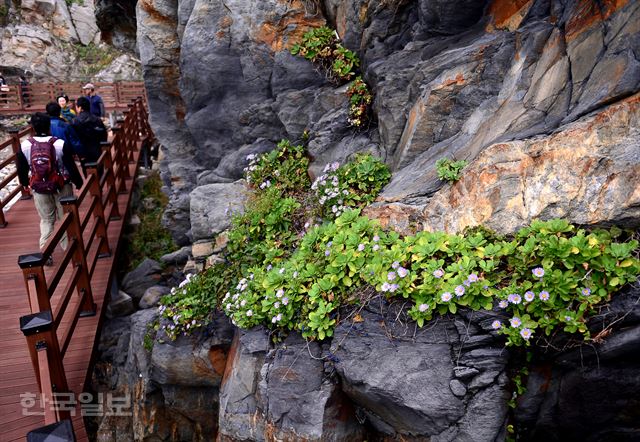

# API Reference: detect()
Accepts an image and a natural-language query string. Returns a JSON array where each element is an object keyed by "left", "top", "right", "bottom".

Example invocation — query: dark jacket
[
  {"left": 88, "top": 94, "right": 105, "bottom": 118},
  {"left": 71, "top": 111, "right": 107, "bottom": 162},
  {"left": 17, "top": 137, "right": 83, "bottom": 190},
  {"left": 50, "top": 117, "right": 83, "bottom": 156}
]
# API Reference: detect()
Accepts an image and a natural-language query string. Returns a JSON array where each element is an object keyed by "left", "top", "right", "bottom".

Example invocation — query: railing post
[
  {"left": 59, "top": 196, "right": 96, "bottom": 317},
  {"left": 84, "top": 165, "right": 111, "bottom": 258},
  {"left": 9, "top": 128, "right": 32, "bottom": 200},
  {"left": 97, "top": 141, "right": 120, "bottom": 220},
  {"left": 20, "top": 311, "right": 70, "bottom": 415},
  {"left": 18, "top": 253, "right": 52, "bottom": 314},
  {"left": 27, "top": 419, "right": 76, "bottom": 442}
]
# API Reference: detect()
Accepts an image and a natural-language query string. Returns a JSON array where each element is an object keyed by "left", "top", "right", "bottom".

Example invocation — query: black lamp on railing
[{"left": 27, "top": 419, "right": 76, "bottom": 442}]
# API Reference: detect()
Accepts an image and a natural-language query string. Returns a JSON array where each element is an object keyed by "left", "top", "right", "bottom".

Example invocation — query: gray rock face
[
  {"left": 121, "top": 258, "right": 164, "bottom": 303},
  {"left": 515, "top": 283, "right": 640, "bottom": 441},
  {"left": 106, "top": 290, "right": 135, "bottom": 317},
  {"left": 189, "top": 181, "right": 248, "bottom": 241},
  {"left": 332, "top": 299, "right": 509, "bottom": 439}
]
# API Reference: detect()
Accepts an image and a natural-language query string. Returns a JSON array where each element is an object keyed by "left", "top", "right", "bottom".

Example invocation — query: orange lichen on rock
[
  {"left": 255, "top": 3, "right": 325, "bottom": 52},
  {"left": 565, "top": 0, "right": 629, "bottom": 41},
  {"left": 486, "top": 0, "right": 534, "bottom": 31}
]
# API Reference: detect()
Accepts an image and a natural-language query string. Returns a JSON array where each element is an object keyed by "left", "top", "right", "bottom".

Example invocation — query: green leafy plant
[
  {"left": 244, "top": 139, "right": 310, "bottom": 195},
  {"left": 346, "top": 76, "right": 373, "bottom": 128},
  {"left": 436, "top": 158, "right": 468, "bottom": 182},
  {"left": 123, "top": 171, "right": 176, "bottom": 271}
]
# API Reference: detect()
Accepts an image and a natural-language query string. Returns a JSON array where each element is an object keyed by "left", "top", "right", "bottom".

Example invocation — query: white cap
[{"left": 82, "top": 83, "right": 95, "bottom": 89}]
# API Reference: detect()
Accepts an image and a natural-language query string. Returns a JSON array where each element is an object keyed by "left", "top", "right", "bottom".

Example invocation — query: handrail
[{"left": 17, "top": 97, "right": 154, "bottom": 437}]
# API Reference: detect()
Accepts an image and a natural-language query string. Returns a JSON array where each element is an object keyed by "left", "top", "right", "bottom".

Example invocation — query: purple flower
[
  {"left": 539, "top": 291, "right": 550, "bottom": 301},
  {"left": 282, "top": 297, "right": 289, "bottom": 305},
  {"left": 509, "top": 317, "right": 522, "bottom": 328},
  {"left": 274, "top": 301, "right": 281, "bottom": 308},
  {"left": 492, "top": 320, "right": 502, "bottom": 330},
  {"left": 373, "top": 235, "right": 380, "bottom": 242},
  {"left": 581, "top": 287, "right": 591, "bottom": 296},
  {"left": 381, "top": 282, "right": 391, "bottom": 292},
  {"left": 520, "top": 328, "right": 532, "bottom": 340},
  {"left": 279, "top": 268, "right": 285, "bottom": 274},
  {"left": 397, "top": 267, "right": 408, "bottom": 278},
  {"left": 532, "top": 267, "right": 545, "bottom": 278},
  {"left": 433, "top": 269, "right": 444, "bottom": 278},
  {"left": 564, "top": 315, "right": 572, "bottom": 322},
  {"left": 392, "top": 261, "right": 400, "bottom": 269},
  {"left": 468, "top": 273, "right": 479, "bottom": 283},
  {"left": 357, "top": 244, "right": 365, "bottom": 252},
  {"left": 276, "top": 289, "right": 284, "bottom": 298},
  {"left": 455, "top": 285, "right": 465, "bottom": 297},
  {"left": 508, "top": 294, "right": 522, "bottom": 305},
  {"left": 388, "top": 284, "right": 399, "bottom": 292},
  {"left": 387, "top": 271, "right": 397, "bottom": 281},
  {"left": 441, "top": 292, "right": 453, "bottom": 302},
  {"left": 267, "top": 264, "right": 272, "bottom": 271},
  {"left": 293, "top": 271, "right": 298, "bottom": 278},
  {"left": 524, "top": 291, "right": 535, "bottom": 302},
  {"left": 373, "top": 244, "right": 380, "bottom": 251},
  {"left": 463, "top": 279, "right": 471, "bottom": 287},
  {"left": 325, "top": 250, "right": 331, "bottom": 256},
  {"left": 246, "top": 310, "right": 253, "bottom": 317},
  {"left": 418, "top": 303, "right": 429, "bottom": 312},
  {"left": 499, "top": 300, "right": 508, "bottom": 309}
]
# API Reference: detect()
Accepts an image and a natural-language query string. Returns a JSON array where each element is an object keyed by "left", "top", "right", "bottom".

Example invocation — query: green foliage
[
  {"left": 73, "top": 42, "right": 116, "bottom": 77},
  {"left": 346, "top": 76, "right": 373, "bottom": 128},
  {"left": 291, "top": 26, "right": 373, "bottom": 129},
  {"left": 312, "top": 153, "right": 391, "bottom": 219},
  {"left": 290, "top": 26, "right": 358, "bottom": 82},
  {"left": 222, "top": 212, "right": 639, "bottom": 346},
  {"left": 436, "top": 158, "right": 468, "bottom": 182},
  {"left": 65, "top": 0, "right": 84, "bottom": 6},
  {"left": 244, "top": 139, "right": 310, "bottom": 195},
  {"left": 0, "top": 4, "right": 8, "bottom": 18},
  {"left": 159, "top": 146, "right": 390, "bottom": 339},
  {"left": 123, "top": 172, "right": 176, "bottom": 271}
]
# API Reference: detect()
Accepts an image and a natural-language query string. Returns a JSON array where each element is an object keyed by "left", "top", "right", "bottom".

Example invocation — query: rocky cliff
[
  {"left": 138, "top": 0, "right": 639, "bottom": 245},
  {"left": 0, "top": 0, "right": 140, "bottom": 80}
]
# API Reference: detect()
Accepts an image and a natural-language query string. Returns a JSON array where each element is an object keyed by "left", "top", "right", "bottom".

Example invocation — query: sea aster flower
[
  {"left": 373, "top": 244, "right": 380, "bottom": 251},
  {"left": 532, "top": 267, "right": 545, "bottom": 278},
  {"left": 468, "top": 273, "right": 479, "bottom": 283},
  {"left": 441, "top": 292, "right": 453, "bottom": 302},
  {"left": 508, "top": 294, "right": 522, "bottom": 305},
  {"left": 381, "top": 282, "right": 391, "bottom": 292},
  {"left": 246, "top": 310, "right": 253, "bottom": 317},
  {"left": 524, "top": 291, "right": 535, "bottom": 302},
  {"left": 276, "top": 289, "right": 284, "bottom": 298},
  {"left": 539, "top": 291, "right": 550, "bottom": 301},
  {"left": 509, "top": 317, "right": 522, "bottom": 328},
  {"left": 492, "top": 320, "right": 502, "bottom": 330},
  {"left": 392, "top": 261, "right": 400, "bottom": 269},
  {"left": 433, "top": 269, "right": 444, "bottom": 278},
  {"left": 499, "top": 300, "right": 508, "bottom": 309},
  {"left": 358, "top": 244, "right": 365, "bottom": 252},
  {"left": 418, "top": 303, "right": 429, "bottom": 312},
  {"left": 373, "top": 235, "right": 380, "bottom": 242},
  {"left": 282, "top": 297, "right": 289, "bottom": 305},
  {"left": 520, "top": 328, "right": 532, "bottom": 340},
  {"left": 387, "top": 272, "right": 397, "bottom": 281},
  {"left": 581, "top": 287, "right": 591, "bottom": 296},
  {"left": 455, "top": 285, "right": 465, "bottom": 297},
  {"left": 397, "top": 267, "right": 408, "bottom": 278}
]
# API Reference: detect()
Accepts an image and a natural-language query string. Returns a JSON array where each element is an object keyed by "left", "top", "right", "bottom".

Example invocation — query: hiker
[
  {"left": 71, "top": 96, "right": 108, "bottom": 172},
  {"left": 0, "top": 72, "right": 7, "bottom": 105},
  {"left": 82, "top": 82, "right": 105, "bottom": 118},
  {"left": 57, "top": 95, "right": 76, "bottom": 122},
  {"left": 20, "top": 75, "right": 30, "bottom": 107},
  {"left": 46, "top": 101, "right": 83, "bottom": 156},
  {"left": 16, "top": 112, "right": 83, "bottom": 254}
]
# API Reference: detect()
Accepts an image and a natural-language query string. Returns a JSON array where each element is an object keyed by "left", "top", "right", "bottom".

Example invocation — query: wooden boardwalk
[{"left": 0, "top": 99, "right": 150, "bottom": 441}]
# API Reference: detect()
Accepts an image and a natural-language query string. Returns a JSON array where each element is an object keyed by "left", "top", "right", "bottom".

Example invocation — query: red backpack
[{"left": 28, "top": 137, "right": 65, "bottom": 194}]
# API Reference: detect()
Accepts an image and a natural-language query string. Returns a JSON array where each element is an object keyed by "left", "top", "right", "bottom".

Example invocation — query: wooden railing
[
  {"left": 0, "top": 81, "right": 146, "bottom": 115},
  {"left": 0, "top": 127, "right": 33, "bottom": 226},
  {"left": 17, "top": 98, "right": 154, "bottom": 439}
]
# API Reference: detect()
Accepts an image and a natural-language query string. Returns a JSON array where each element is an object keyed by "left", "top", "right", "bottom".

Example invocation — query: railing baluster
[
  {"left": 59, "top": 196, "right": 96, "bottom": 317},
  {"left": 85, "top": 165, "right": 111, "bottom": 257}
]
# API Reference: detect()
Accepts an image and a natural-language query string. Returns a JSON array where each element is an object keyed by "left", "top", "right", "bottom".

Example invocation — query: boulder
[
  {"left": 121, "top": 258, "right": 164, "bottom": 304},
  {"left": 69, "top": 1, "right": 100, "bottom": 45},
  {"left": 331, "top": 298, "right": 509, "bottom": 439},
  {"left": 107, "top": 290, "right": 135, "bottom": 318},
  {"left": 189, "top": 181, "right": 247, "bottom": 241},
  {"left": 151, "top": 312, "right": 235, "bottom": 386},
  {"left": 191, "top": 239, "right": 214, "bottom": 259},
  {"left": 160, "top": 246, "right": 192, "bottom": 265},
  {"left": 139, "top": 285, "right": 171, "bottom": 309}
]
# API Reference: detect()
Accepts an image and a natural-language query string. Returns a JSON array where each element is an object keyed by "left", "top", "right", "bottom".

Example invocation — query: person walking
[
  {"left": 82, "top": 83, "right": 105, "bottom": 118},
  {"left": 46, "top": 101, "right": 83, "bottom": 156},
  {"left": 71, "top": 96, "right": 108, "bottom": 172},
  {"left": 0, "top": 72, "right": 8, "bottom": 105},
  {"left": 16, "top": 112, "right": 83, "bottom": 256},
  {"left": 20, "top": 75, "right": 30, "bottom": 107}
]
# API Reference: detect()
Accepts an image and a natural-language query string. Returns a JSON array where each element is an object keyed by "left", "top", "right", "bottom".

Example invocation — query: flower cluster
[
  {"left": 243, "top": 139, "right": 310, "bottom": 195},
  {"left": 312, "top": 162, "right": 349, "bottom": 218}
]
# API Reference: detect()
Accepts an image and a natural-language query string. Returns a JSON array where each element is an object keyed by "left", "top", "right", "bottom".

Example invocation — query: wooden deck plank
[{"left": 0, "top": 146, "right": 141, "bottom": 441}]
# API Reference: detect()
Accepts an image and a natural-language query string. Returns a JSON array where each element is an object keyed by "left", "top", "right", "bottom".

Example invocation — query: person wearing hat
[{"left": 82, "top": 82, "right": 105, "bottom": 118}]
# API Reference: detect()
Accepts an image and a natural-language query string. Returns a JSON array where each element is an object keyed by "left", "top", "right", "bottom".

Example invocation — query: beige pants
[{"left": 33, "top": 184, "right": 73, "bottom": 250}]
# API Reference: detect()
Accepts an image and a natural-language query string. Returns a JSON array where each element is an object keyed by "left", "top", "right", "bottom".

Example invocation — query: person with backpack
[
  {"left": 46, "top": 101, "right": 83, "bottom": 156},
  {"left": 17, "top": 112, "right": 83, "bottom": 254},
  {"left": 71, "top": 96, "right": 108, "bottom": 173}
]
